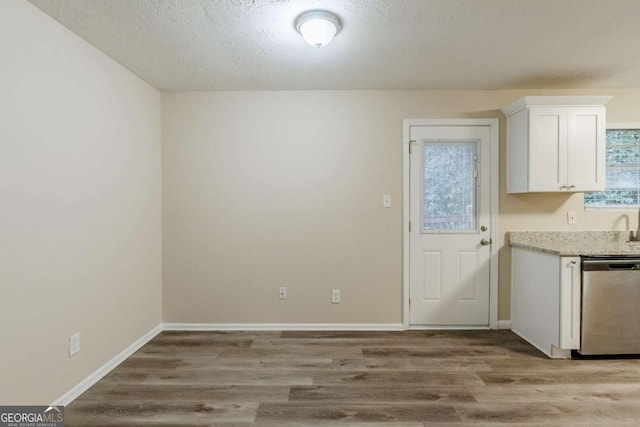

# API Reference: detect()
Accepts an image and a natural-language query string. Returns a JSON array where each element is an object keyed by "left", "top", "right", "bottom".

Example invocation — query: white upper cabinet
[{"left": 501, "top": 96, "right": 611, "bottom": 193}]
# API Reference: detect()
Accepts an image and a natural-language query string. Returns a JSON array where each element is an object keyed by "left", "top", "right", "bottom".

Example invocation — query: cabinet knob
[
  {"left": 559, "top": 185, "right": 568, "bottom": 190},
  {"left": 567, "top": 184, "right": 576, "bottom": 189}
]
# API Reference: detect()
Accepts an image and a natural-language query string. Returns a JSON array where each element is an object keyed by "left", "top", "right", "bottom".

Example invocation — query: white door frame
[{"left": 402, "top": 119, "right": 499, "bottom": 329}]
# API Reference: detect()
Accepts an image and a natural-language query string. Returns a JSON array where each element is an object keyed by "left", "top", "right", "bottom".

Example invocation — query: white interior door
[{"left": 409, "top": 124, "right": 492, "bottom": 327}]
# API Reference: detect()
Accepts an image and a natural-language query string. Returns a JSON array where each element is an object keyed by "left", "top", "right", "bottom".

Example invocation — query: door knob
[{"left": 480, "top": 238, "right": 492, "bottom": 246}]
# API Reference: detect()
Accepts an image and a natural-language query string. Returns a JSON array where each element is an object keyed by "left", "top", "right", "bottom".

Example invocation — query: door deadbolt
[{"left": 480, "top": 225, "right": 488, "bottom": 231}]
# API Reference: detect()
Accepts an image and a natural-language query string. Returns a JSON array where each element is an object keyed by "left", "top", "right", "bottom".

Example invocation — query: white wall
[
  {"left": 162, "top": 89, "right": 640, "bottom": 325},
  {"left": 0, "top": 1, "right": 162, "bottom": 404},
  {"left": 162, "top": 91, "right": 402, "bottom": 323}
]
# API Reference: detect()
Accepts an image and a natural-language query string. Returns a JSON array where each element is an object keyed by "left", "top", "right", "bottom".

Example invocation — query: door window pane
[{"left": 422, "top": 141, "right": 477, "bottom": 231}]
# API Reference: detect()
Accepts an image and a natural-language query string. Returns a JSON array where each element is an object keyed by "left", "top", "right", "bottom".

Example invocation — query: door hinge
[
  {"left": 409, "top": 221, "right": 412, "bottom": 232},
  {"left": 408, "top": 140, "right": 416, "bottom": 154}
]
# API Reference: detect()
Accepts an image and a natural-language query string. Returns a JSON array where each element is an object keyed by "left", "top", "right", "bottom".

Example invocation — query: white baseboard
[
  {"left": 497, "top": 320, "right": 512, "bottom": 330},
  {"left": 162, "top": 323, "right": 405, "bottom": 331},
  {"left": 164, "top": 322, "right": 512, "bottom": 331},
  {"left": 408, "top": 325, "right": 490, "bottom": 330},
  {"left": 53, "top": 324, "right": 162, "bottom": 406}
]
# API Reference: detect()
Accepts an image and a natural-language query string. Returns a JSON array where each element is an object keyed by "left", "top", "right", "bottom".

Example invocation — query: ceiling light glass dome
[{"left": 295, "top": 10, "right": 342, "bottom": 48}]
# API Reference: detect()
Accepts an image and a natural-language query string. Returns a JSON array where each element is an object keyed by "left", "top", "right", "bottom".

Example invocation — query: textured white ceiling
[{"left": 28, "top": 0, "right": 640, "bottom": 91}]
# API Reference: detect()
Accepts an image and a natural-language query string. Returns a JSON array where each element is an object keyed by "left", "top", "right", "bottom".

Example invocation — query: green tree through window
[
  {"left": 585, "top": 128, "right": 640, "bottom": 207},
  {"left": 423, "top": 142, "right": 476, "bottom": 230}
]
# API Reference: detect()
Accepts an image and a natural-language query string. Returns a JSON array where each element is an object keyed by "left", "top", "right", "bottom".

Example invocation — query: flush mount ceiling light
[{"left": 295, "top": 10, "right": 342, "bottom": 48}]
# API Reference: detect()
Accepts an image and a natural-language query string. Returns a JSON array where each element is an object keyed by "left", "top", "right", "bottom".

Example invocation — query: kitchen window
[{"left": 584, "top": 124, "right": 640, "bottom": 208}]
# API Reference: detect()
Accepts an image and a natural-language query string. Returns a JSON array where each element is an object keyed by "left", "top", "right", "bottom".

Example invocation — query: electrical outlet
[
  {"left": 567, "top": 211, "right": 577, "bottom": 225},
  {"left": 331, "top": 289, "right": 341, "bottom": 304},
  {"left": 278, "top": 286, "right": 287, "bottom": 300},
  {"left": 69, "top": 333, "right": 80, "bottom": 357}
]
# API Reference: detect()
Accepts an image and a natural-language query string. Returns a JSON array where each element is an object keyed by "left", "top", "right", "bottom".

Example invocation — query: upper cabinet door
[
  {"left": 567, "top": 107, "right": 606, "bottom": 192},
  {"left": 502, "top": 96, "right": 610, "bottom": 194},
  {"left": 528, "top": 107, "right": 568, "bottom": 192}
]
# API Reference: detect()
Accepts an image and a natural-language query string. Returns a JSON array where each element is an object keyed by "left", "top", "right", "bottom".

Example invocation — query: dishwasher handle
[{"left": 582, "top": 258, "right": 640, "bottom": 271}]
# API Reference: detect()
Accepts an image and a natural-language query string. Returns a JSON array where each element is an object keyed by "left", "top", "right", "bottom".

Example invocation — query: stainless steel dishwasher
[{"left": 580, "top": 257, "right": 640, "bottom": 355}]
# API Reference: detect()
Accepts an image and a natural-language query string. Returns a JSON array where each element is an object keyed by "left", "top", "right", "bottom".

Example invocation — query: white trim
[
  {"left": 488, "top": 119, "right": 499, "bottom": 329},
  {"left": 402, "top": 119, "right": 500, "bottom": 330},
  {"left": 501, "top": 96, "right": 612, "bottom": 116},
  {"left": 53, "top": 324, "right": 162, "bottom": 406},
  {"left": 607, "top": 122, "right": 640, "bottom": 129},
  {"left": 409, "top": 325, "right": 490, "bottom": 331},
  {"left": 497, "top": 320, "right": 512, "bottom": 330},
  {"left": 402, "top": 122, "right": 411, "bottom": 329},
  {"left": 162, "top": 323, "right": 405, "bottom": 331},
  {"left": 585, "top": 206, "right": 640, "bottom": 212}
]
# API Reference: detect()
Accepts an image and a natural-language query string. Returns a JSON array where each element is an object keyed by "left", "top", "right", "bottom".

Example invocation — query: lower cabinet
[{"left": 511, "top": 247, "right": 581, "bottom": 358}]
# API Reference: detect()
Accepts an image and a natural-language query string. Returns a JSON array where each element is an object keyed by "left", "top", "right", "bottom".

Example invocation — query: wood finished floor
[{"left": 66, "top": 330, "right": 640, "bottom": 426}]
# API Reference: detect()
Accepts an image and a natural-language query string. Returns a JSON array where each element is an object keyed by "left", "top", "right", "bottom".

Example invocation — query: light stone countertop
[{"left": 508, "top": 231, "right": 640, "bottom": 256}]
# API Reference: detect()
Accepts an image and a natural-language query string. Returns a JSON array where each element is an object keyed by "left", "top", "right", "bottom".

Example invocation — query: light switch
[{"left": 382, "top": 194, "right": 391, "bottom": 208}]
